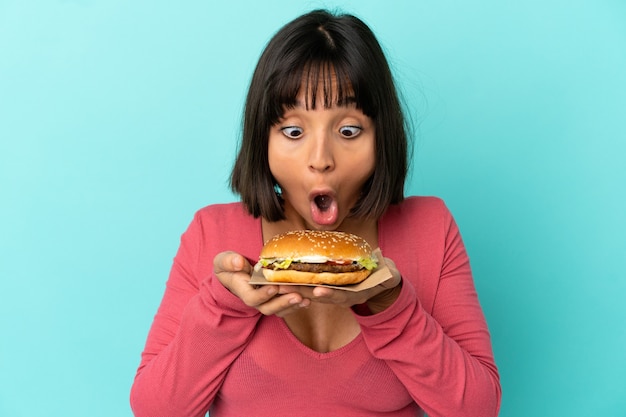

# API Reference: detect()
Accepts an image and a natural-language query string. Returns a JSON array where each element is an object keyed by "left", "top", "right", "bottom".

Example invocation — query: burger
[{"left": 257, "top": 230, "right": 378, "bottom": 285}]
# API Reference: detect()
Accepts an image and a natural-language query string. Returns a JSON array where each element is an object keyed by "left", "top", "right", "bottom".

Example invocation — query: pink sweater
[{"left": 130, "top": 196, "right": 501, "bottom": 417}]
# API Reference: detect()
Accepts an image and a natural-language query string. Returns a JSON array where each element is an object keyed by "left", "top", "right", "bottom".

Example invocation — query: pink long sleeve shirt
[{"left": 130, "top": 196, "right": 501, "bottom": 417}]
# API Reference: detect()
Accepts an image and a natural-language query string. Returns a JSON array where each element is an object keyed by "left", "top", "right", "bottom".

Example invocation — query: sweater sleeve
[
  {"left": 130, "top": 210, "right": 262, "bottom": 417},
  {"left": 355, "top": 200, "right": 501, "bottom": 417}
]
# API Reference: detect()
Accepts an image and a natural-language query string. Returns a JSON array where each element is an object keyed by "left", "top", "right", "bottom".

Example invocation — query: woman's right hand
[{"left": 213, "top": 251, "right": 311, "bottom": 317}]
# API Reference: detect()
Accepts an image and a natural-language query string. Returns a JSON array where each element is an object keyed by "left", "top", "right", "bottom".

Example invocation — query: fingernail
[{"left": 267, "top": 287, "right": 277, "bottom": 296}]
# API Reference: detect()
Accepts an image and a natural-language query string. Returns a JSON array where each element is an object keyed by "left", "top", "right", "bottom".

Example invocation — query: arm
[
  {"left": 355, "top": 203, "right": 501, "bottom": 417},
  {"left": 129, "top": 213, "right": 261, "bottom": 417}
]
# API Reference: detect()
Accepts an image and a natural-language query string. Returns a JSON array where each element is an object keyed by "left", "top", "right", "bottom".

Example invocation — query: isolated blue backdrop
[{"left": 1, "top": 1, "right": 625, "bottom": 416}]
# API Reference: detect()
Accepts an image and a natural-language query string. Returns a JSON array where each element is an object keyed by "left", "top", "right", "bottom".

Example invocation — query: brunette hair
[{"left": 230, "top": 9, "right": 408, "bottom": 221}]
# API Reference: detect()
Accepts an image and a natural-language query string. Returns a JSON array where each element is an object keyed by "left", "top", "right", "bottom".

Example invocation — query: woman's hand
[
  {"left": 276, "top": 257, "right": 402, "bottom": 315},
  {"left": 213, "top": 251, "right": 311, "bottom": 317}
]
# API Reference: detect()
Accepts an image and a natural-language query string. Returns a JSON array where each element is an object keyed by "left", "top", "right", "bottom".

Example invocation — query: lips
[{"left": 310, "top": 191, "right": 338, "bottom": 226}]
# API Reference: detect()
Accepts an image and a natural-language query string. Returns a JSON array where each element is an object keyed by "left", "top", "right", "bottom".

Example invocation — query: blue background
[{"left": 1, "top": 1, "right": 625, "bottom": 416}]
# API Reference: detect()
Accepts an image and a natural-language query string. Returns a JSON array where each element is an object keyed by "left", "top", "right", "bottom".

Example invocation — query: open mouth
[
  {"left": 310, "top": 193, "right": 338, "bottom": 225},
  {"left": 314, "top": 194, "right": 333, "bottom": 212}
]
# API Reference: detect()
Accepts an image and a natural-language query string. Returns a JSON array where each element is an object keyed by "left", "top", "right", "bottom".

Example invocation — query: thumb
[
  {"left": 231, "top": 253, "right": 244, "bottom": 271},
  {"left": 229, "top": 252, "right": 252, "bottom": 274},
  {"left": 214, "top": 251, "right": 245, "bottom": 274}
]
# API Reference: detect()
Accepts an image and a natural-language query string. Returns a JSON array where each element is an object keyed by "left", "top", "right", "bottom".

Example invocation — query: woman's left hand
[{"left": 277, "top": 257, "right": 402, "bottom": 314}]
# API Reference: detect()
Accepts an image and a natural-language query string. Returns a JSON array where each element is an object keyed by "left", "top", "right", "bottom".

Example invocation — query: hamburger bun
[{"left": 258, "top": 230, "right": 377, "bottom": 285}]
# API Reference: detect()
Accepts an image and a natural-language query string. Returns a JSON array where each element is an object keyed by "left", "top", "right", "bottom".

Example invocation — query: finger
[
  {"left": 213, "top": 251, "right": 234, "bottom": 275},
  {"left": 233, "top": 281, "right": 279, "bottom": 307},
  {"left": 257, "top": 293, "right": 311, "bottom": 317},
  {"left": 311, "top": 286, "right": 334, "bottom": 298},
  {"left": 277, "top": 285, "right": 315, "bottom": 297},
  {"left": 228, "top": 252, "right": 252, "bottom": 275},
  {"left": 214, "top": 251, "right": 252, "bottom": 275},
  {"left": 310, "top": 286, "right": 354, "bottom": 305},
  {"left": 277, "top": 285, "right": 340, "bottom": 305}
]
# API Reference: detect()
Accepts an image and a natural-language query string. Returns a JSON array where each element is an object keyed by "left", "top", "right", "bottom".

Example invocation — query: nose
[{"left": 308, "top": 131, "right": 335, "bottom": 173}]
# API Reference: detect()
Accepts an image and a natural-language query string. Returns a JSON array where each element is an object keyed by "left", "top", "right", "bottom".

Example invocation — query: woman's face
[{"left": 268, "top": 91, "right": 376, "bottom": 231}]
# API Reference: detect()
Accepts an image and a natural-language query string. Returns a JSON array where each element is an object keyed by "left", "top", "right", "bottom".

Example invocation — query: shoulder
[
  {"left": 191, "top": 201, "right": 260, "bottom": 235},
  {"left": 400, "top": 195, "right": 447, "bottom": 211},
  {"left": 182, "top": 201, "right": 254, "bottom": 237},
  {"left": 188, "top": 201, "right": 263, "bottom": 259},
  {"left": 379, "top": 196, "right": 456, "bottom": 251},
  {"left": 194, "top": 201, "right": 254, "bottom": 222},
  {"left": 381, "top": 196, "right": 451, "bottom": 226}
]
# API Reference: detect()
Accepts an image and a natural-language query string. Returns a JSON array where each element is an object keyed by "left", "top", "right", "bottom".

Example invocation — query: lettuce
[
  {"left": 260, "top": 258, "right": 293, "bottom": 269},
  {"left": 357, "top": 257, "right": 378, "bottom": 271}
]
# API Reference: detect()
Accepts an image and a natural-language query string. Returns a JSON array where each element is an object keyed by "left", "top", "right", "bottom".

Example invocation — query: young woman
[{"left": 130, "top": 10, "right": 501, "bottom": 417}]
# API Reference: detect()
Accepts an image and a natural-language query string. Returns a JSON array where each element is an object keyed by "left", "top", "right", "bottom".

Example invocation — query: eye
[
  {"left": 339, "top": 125, "right": 362, "bottom": 138},
  {"left": 280, "top": 126, "right": 303, "bottom": 139}
]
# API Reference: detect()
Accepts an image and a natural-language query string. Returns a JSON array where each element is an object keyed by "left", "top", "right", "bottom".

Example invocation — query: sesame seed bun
[{"left": 259, "top": 230, "right": 376, "bottom": 285}]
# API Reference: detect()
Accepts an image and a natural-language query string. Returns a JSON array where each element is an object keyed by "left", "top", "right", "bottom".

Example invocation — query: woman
[{"left": 130, "top": 9, "right": 501, "bottom": 417}]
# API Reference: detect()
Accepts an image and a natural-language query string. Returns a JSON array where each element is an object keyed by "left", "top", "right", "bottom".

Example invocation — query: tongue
[{"left": 311, "top": 195, "right": 338, "bottom": 225}]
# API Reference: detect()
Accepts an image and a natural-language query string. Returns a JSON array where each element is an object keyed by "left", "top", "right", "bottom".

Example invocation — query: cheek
[
  {"left": 267, "top": 136, "right": 295, "bottom": 180},
  {"left": 347, "top": 142, "right": 376, "bottom": 180}
]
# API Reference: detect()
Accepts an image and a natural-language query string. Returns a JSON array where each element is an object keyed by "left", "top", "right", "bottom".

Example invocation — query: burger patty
[{"left": 282, "top": 262, "right": 364, "bottom": 273}]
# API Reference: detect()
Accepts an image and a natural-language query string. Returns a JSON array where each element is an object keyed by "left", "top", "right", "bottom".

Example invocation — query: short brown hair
[{"left": 231, "top": 9, "right": 408, "bottom": 222}]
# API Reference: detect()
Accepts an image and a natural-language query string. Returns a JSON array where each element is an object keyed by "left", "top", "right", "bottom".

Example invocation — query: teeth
[{"left": 314, "top": 195, "right": 332, "bottom": 211}]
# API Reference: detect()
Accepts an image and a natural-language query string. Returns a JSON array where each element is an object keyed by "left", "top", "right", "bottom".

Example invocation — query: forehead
[
  {"left": 296, "top": 86, "right": 357, "bottom": 111},
  {"left": 278, "top": 61, "right": 359, "bottom": 111}
]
